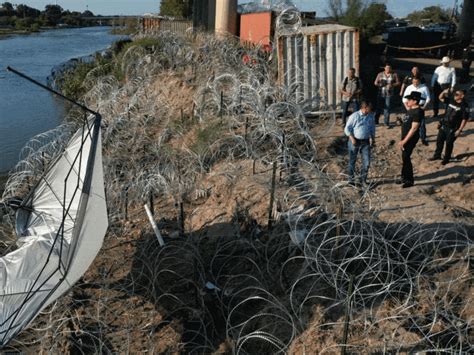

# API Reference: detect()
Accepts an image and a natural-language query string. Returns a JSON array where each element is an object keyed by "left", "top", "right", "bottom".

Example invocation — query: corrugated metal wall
[
  {"left": 142, "top": 18, "right": 161, "bottom": 31},
  {"left": 142, "top": 18, "right": 193, "bottom": 36},
  {"left": 277, "top": 25, "right": 359, "bottom": 109},
  {"left": 193, "top": 0, "right": 216, "bottom": 31},
  {"left": 159, "top": 20, "right": 193, "bottom": 35}
]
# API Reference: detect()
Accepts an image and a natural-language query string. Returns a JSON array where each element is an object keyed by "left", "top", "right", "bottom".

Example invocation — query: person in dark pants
[
  {"left": 402, "top": 77, "right": 431, "bottom": 146},
  {"left": 398, "top": 91, "right": 422, "bottom": 188},
  {"left": 340, "top": 68, "right": 363, "bottom": 126},
  {"left": 344, "top": 102, "right": 375, "bottom": 187},
  {"left": 374, "top": 64, "right": 400, "bottom": 127},
  {"left": 431, "top": 56, "right": 456, "bottom": 117},
  {"left": 429, "top": 89, "right": 470, "bottom": 165}
]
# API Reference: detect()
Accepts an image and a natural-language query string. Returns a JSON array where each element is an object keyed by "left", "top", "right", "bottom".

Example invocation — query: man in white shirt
[
  {"left": 431, "top": 56, "right": 456, "bottom": 117},
  {"left": 402, "top": 77, "right": 431, "bottom": 145}
]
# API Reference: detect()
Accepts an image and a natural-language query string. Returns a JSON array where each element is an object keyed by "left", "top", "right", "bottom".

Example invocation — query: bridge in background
[{"left": 81, "top": 16, "right": 141, "bottom": 26}]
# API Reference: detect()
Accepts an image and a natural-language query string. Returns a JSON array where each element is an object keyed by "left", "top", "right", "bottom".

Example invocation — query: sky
[{"left": 6, "top": 1, "right": 455, "bottom": 17}]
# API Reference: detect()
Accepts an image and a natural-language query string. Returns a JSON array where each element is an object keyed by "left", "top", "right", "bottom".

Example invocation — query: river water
[{"left": 0, "top": 27, "right": 124, "bottom": 174}]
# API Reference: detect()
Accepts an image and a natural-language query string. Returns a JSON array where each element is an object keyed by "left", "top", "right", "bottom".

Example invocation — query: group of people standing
[{"left": 342, "top": 56, "right": 470, "bottom": 189}]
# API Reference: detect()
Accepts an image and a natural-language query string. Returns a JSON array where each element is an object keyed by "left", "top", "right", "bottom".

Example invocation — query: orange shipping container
[{"left": 240, "top": 11, "right": 274, "bottom": 47}]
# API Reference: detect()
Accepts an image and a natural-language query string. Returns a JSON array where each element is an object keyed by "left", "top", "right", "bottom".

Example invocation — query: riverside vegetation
[{"left": 0, "top": 2, "right": 110, "bottom": 34}]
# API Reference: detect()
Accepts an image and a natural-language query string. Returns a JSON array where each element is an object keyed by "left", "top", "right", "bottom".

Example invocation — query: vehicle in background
[{"left": 382, "top": 21, "right": 457, "bottom": 51}]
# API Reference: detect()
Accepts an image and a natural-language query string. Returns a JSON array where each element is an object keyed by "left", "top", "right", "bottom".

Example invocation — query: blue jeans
[
  {"left": 376, "top": 95, "right": 392, "bottom": 126},
  {"left": 348, "top": 139, "right": 371, "bottom": 184},
  {"left": 419, "top": 115, "right": 427, "bottom": 141},
  {"left": 342, "top": 99, "right": 360, "bottom": 124}
]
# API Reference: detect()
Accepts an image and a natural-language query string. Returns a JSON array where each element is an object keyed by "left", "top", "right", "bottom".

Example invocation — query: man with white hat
[{"left": 431, "top": 56, "right": 456, "bottom": 117}]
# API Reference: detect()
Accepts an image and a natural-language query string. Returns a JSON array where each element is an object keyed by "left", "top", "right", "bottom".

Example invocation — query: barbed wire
[{"left": 1, "top": 26, "right": 472, "bottom": 353}]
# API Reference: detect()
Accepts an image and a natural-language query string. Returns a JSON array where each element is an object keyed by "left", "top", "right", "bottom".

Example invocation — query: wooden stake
[
  {"left": 280, "top": 133, "right": 286, "bottom": 181},
  {"left": 341, "top": 274, "right": 354, "bottom": 355},
  {"left": 149, "top": 193, "right": 154, "bottom": 215},
  {"left": 124, "top": 189, "right": 129, "bottom": 221},
  {"left": 201, "top": 91, "right": 206, "bottom": 118},
  {"left": 179, "top": 201, "right": 185, "bottom": 238},
  {"left": 335, "top": 204, "right": 343, "bottom": 259},
  {"left": 336, "top": 204, "right": 343, "bottom": 239},
  {"left": 41, "top": 151, "right": 46, "bottom": 173},
  {"left": 268, "top": 162, "right": 277, "bottom": 230},
  {"left": 244, "top": 116, "right": 249, "bottom": 141},
  {"left": 220, "top": 91, "right": 224, "bottom": 119},
  {"left": 239, "top": 86, "right": 243, "bottom": 116}
]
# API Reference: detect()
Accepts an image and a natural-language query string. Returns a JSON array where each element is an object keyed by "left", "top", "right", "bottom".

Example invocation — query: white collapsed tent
[{"left": 0, "top": 115, "right": 108, "bottom": 347}]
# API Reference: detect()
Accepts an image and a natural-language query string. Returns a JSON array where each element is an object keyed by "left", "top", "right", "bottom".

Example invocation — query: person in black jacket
[
  {"left": 398, "top": 91, "right": 423, "bottom": 188},
  {"left": 429, "top": 89, "right": 470, "bottom": 165}
]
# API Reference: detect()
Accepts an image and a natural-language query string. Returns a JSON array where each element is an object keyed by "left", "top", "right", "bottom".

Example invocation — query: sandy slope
[{"left": 326, "top": 92, "right": 473, "bottom": 225}]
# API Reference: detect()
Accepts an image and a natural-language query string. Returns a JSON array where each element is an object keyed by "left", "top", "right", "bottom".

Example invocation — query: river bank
[
  {"left": 0, "top": 27, "right": 38, "bottom": 37},
  {"left": 0, "top": 25, "right": 117, "bottom": 38},
  {"left": 0, "top": 175, "right": 6, "bottom": 196},
  {"left": 0, "top": 26, "right": 125, "bottom": 173}
]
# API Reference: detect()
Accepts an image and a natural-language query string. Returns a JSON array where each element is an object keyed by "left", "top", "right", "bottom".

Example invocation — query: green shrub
[
  {"left": 58, "top": 62, "right": 96, "bottom": 99},
  {"left": 190, "top": 120, "right": 225, "bottom": 156}
]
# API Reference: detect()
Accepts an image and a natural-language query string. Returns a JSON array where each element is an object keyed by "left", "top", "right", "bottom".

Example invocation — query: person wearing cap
[
  {"left": 431, "top": 56, "right": 456, "bottom": 117},
  {"left": 398, "top": 91, "right": 422, "bottom": 188},
  {"left": 344, "top": 101, "right": 375, "bottom": 187},
  {"left": 374, "top": 63, "right": 400, "bottom": 127},
  {"left": 400, "top": 66, "right": 426, "bottom": 96},
  {"left": 429, "top": 89, "right": 470, "bottom": 165},
  {"left": 402, "top": 77, "right": 431, "bottom": 146}
]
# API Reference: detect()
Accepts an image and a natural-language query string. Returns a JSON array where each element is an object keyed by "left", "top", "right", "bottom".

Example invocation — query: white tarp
[{"left": 0, "top": 116, "right": 108, "bottom": 346}]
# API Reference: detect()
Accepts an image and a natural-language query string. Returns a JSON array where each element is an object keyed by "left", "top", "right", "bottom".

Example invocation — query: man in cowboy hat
[
  {"left": 402, "top": 77, "right": 431, "bottom": 146},
  {"left": 398, "top": 91, "right": 423, "bottom": 188},
  {"left": 431, "top": 56, "right": 456, "bottom": 117}
]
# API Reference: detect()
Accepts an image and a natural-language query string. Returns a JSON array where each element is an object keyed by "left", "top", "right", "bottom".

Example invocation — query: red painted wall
[{"left": 240, "top": 12, "right": 273, "bottom": 46}]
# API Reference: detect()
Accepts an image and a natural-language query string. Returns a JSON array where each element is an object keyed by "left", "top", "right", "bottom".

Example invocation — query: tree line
[{"left": 0, "top": 2, "right": 96, "bottom": 31}]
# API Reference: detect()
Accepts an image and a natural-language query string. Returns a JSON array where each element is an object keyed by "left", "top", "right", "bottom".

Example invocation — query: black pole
[
  {"left": 179, "top": 201, "right": 185, "bottom": 237},
  {"left": 220, "top": 91, "right": 224, "bottom": 119},
  {"left": 244, "top": 116, "right": 249, "bottom": 141},
  {"left": 268, "top": 162, "right": 277, "bottom": 230},
  {"left": 6, "top": 66, "right": 98, "bottom": 115},
  {"left": 124, "top": 189, "right": 129, "bottom": 221},
  {"left": 149, "top": 193, "right": 154, "bottom": 215},
  {"left": 341, "top": 274, "right": 354, "bottom": 355}
]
